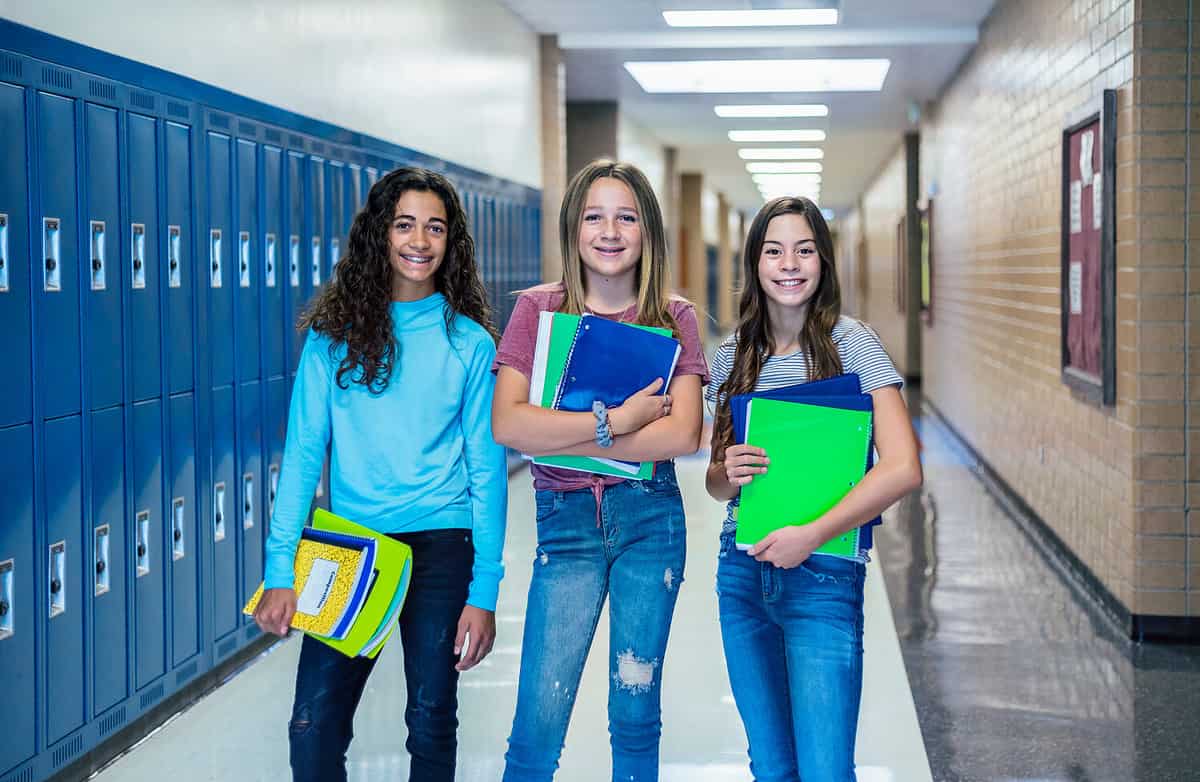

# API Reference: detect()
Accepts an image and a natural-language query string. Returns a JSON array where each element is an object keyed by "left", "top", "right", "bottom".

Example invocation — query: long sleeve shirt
[{"left": 264, "top": 292, "right": 508, "bottom": 611}]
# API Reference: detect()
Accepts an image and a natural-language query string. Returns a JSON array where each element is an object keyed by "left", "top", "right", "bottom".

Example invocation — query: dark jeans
[{"left": 288, "top": 528, "right": 474, "bottom": 782}]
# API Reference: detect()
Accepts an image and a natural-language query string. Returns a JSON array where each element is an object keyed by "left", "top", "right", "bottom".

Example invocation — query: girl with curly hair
[{"left": 254, "top": 167, "right": 508, "bottom": 782}]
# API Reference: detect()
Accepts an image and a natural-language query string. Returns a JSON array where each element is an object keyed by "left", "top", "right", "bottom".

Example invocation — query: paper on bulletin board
[
  {"left": 1080, "top": 130, "right": 1094, "bottom": 181},
  {"left": 1069, "top": 262, "right": 1083, "bottom": 315},
  {"left": 1070, "top": 180, "right": 1082, "bottom": 234},
  {"left": 1092, "top": 173, "right": 1102, "bottom": 230}
]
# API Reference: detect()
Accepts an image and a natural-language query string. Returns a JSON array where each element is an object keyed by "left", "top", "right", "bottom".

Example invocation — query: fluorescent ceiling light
[
  {"left": 738, "top": 147, "right": 825, "bottom": 160},
  {"left": 715, "top": 104, "right": 829, "bottom": 118},
  {"left": 729, "top": 129, "right": 826, "bottom": 143},
  {"left": 752, "top": 173, "right": 822, "bottom": 185},
  {"left": 746, "top": 162, "right": 823, "bottom": 174},
  {"left": 624, "top": 59, "right": 890, "bottom": 93},
  {"left": 663, "top": 9, "right": 839, "bottom": 27}
]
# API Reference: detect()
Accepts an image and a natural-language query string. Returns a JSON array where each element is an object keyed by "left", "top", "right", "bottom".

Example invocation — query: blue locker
[
  {"left": 265, "top": 377, "right": 287, "bottom": 537},
  {"left": 0, "top": 424, "right": 36, "bottom": 773},
  {"left": 309, "top": 156, "right": 325, "bottom": 291},
  {"left": 207, "top": 132, "right": 234, "bottom": 387},
  {"left": 165, "top": 121, "right": 194, "bottom": 394},
  {"left": 0, "top": 83, "right": 32, "bottom": 428},
  {"left": 238, "top": 381, "right": 263, "bottom": 621},
  {"left": 43, "top": 414, "right": 85, "bottom": 742},
  {"left": 169, "top": 393, "right": 199, "bottom": 667},
  {"left": 287, "top": 150, "right": 308, "bottom": 371},
  {"left": 327, "top": 160, "right": 344, "bottom": 281},
  {"left": 211, "top": 385, "right": 238, "bottom": 641},
  {"left": 35, "top": 91, "right": 82, "bottom": 419},
  {"left": 128, "top": 113, "right": 162, "bottom": 401},
  {"left": 262, "top": 145, "right": 285, "bottom": 379},
  {"left": 90, "top": 406, "right": 128, "bottom": 715},
  {"left": 348, "top": 163, "right": 363, "bottom": 218},
  {"left": 131, "top": 399, "right": 166, "bottom": 690},
  {"left": 236, "top": 138, "right": 260, "bottom": 382},
  {"left": 84, "top": 103, "right": 123, "bottom": 410}
]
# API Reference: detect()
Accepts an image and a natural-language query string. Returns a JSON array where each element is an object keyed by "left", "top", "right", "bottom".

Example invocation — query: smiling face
[
  {"left": 577, "top": 177, "right": 643, "bottom": 287},
  {"left": 757, "top": 212, "right": 822, "bottom": 316},
  {"left": 388, "top": 189, "right": 448, "bottom": 301}
]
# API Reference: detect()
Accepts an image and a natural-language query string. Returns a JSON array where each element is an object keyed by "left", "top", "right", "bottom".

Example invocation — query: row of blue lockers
[{"left": 0, "top": 24, "right": 542, "bottom": 782}]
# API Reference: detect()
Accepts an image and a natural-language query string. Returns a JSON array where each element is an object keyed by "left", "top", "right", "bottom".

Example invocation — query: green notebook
[
  {"left": 736, "top": 397, "right": 873, "bottom": 558},
  {"left": 528, "top": 311, "right": 669, "bottom": 480},
  {"left": 309, "top": 508, "right": 413, "bottom": 658}
]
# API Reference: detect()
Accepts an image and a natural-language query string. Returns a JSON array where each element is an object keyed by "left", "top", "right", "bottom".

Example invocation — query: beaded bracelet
[{"left": 592, "top": 400, "right": 614, "bottom": 448}]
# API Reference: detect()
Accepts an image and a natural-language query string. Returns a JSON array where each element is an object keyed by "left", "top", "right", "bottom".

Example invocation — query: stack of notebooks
[
  {"left": 731, "top": 373, "right": 882, "bottom": 558},
  {"left": 244, "top": 508, "right": 413, "bottom": 658},
  {"left": 528, "top": 311, "right": 681, "bottom": 479}
]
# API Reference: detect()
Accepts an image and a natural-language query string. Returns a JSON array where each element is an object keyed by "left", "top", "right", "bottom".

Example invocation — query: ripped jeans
[
  {"left": 716, "top": 530, "right": 865, "bottom": 782},
  {"left": 503, "top": 462, "right": 687, "bottom": 782},
  {"left": 288, "top": 528, "right": 474, "bottom": 782}
]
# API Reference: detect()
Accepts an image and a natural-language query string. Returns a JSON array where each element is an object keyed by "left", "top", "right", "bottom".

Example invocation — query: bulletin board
[{"left": 1060, "top": 89, "right": 1116, "bottom": 405}]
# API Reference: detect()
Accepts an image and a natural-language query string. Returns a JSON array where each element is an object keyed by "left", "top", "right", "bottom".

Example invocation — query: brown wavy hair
[
  {"left": 299, "top": 167, "right": 497, "bottom": 392},
  {"left": 712, "top": 196, "right": 842, "bottom": 460},
  {"left": 556, "top": 158, "right": 680, "bottom": 334}
]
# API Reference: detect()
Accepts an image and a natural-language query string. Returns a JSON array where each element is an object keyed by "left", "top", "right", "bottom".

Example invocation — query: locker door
[
  {"left": 169, "top": 393, "right": 199, "bottom": 666},
  {"left": 207, "top": 132, "right": 234, "bottom": 387},
  {"left": 35, "top": 91, "right": 82, "bottom": 419},
  {"left": 84, "top": 102, "right": 122, "bottom": 410},
  {"left": 264, "top": 377, "right": 287, "bottom": 538},
  {"left": 128, "top": 113, "right": 161, "bottom": 401},
  {"left": 287, "top": 151, "right": 307, "bottom": 372},
  {"left": 308, "top": 156, "right": 325, "bottom": 292},
  {"left": 0, "top": 83, "right": 32, "bottom": 428},
  {"left": 44, "top": 414, "right": 85, "bottom": 742},
  {"left": 0, "top": 424, "right": 36, "bottom": 772},
  {"left": 131, "top": 399, "right": 165, "bottom": 689},
  {"left": 211, "top": 386, "right": 237, "bottom": 641},
  {"left": 165, "top": 120, "right": 194, "bottom": 394},
  {"left": 238, "top": 381, "right": 263, "bottom": 621},
  {"left": 236, "top": 139, "right": 260, "bottom": 382},
  {"left": 327, "top": 160, "right": 343, "bottom": 281},
  {"left": 90, "top": 406, "right": 128, "bottom": 714},
  {"left": 262, "top": 145, "right": 284, "bottom": 379}
]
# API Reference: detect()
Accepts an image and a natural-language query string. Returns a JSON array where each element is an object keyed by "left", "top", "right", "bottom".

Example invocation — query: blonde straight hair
[{"left": 556, "top": 159, "right": 680, "bottom": 335}]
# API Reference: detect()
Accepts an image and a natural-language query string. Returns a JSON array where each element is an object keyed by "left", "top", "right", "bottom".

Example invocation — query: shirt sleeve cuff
[
  {"left": 264, "top": 553, "right": 297, "bottom": 591},
  {"left": 466, "top": 573, "right": 500, "bottom": 613}
]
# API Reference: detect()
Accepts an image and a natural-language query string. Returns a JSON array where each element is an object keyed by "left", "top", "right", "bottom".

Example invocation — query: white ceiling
[{"left": 499, "top": 0, "right": 997, "bottom": 215}]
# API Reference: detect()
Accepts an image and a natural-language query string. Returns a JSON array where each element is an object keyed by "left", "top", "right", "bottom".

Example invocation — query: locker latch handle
[
  {"left": 243, "top": 472, "right": 254, "bottom": 529},
  {"left": 43, "top": 217, "right": 62, "bottom": 292},
  {"left": 131, "top": 223, "right": 147, "bottom": 289},
  {"left": 48, "top": 541, "right": 66, "bottom": 618},
  {"left": 135, "top": 510, "right": 151, "bottom": 577},
  {"left": 239, "top": 231, "right": 251, "bottom": 288},
  {"left": 265, "top": 233, "right": 277, "bottom": 288},
  {"left": 0, "top": 558, "right": 13, "bottom": 640},
  {"left": 289, "top": 235, "right": 300, "bottom": 287},
  {"left": 0, "top": 212, "right": 8, "bottom": 293},
  {"left": 172, "top": 497, "right": 186, "bottom": 561},
  {"left": 210, "top": 229, "right": 223, "bottom": 288},
  {"left": 311, "top": 236, "right": 322, "bottom": 286},
  {"left": 95, "top": 524, "right": 111, "bottom": 596},
  {"left": 90, "top": 220, "right": 107, "bottom": 290},
  {"left": 329, "top": 238, "right": 341, "bottom": 282},
  {"left": 214, "top": 481, "right": 227, "bottom": 542},
  {"left": 168, "top": 225, "right": 182, "bottom": 288}
]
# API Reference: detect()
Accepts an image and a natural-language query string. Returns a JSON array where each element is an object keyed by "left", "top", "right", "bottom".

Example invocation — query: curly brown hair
[
  {"left": 299, "top": 167, "right": 498, "bottom": 392},
  {"left": 711, "top": 196, "right": 843, "bottom": 460}
]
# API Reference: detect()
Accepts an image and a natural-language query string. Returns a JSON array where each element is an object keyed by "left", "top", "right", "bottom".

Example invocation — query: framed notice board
[{"left": 1060, "top": 89, "right": 1116, "bottom": 405}]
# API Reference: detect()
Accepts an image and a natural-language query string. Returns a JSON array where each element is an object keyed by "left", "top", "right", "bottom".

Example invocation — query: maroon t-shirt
[{"left": 493, "top": 282, "right": 710, "bottom": 490}]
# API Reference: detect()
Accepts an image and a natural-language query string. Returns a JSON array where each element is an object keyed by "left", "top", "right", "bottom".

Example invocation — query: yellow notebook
[{"left": 244, "top": 530, "right": 373, "bottom": 638}]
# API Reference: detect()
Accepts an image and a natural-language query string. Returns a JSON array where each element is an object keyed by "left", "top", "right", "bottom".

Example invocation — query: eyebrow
[
  {"left": 584, "top": 205, "right": 639, "bottom": 212},
  {"left": 394, "top": 213, "right": 447, "bottom": 225},
  {"left": 763, "top": 238, "right": 815, "bottom": 245}
]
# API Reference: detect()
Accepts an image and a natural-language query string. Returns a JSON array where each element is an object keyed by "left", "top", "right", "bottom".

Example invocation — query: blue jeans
[
  {"left": 716, "top": 531, "right": 866, "bottom": 782},
  {"left": 503, "top": 463, "right": 687, "bottom": 782},
  {"left": 288, "top": 528, "right": 474, "bottom": 782}
]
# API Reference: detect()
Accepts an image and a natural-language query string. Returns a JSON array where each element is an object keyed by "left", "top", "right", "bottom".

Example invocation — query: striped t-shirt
[{"left": 705, "top": 315, "right": 904, "bottom": 548}]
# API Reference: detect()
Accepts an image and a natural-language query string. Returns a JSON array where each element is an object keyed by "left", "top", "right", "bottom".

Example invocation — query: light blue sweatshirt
[{"left": 264, "top": 292, "right": 508, "bottom": 611}]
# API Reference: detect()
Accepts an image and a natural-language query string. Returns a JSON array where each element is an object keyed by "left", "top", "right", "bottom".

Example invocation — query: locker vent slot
[
  {"left": 130, "top": 91, "right": 155, "bottom": 111},
  {"left": 264, "top": 129, "right": 282, "bottom": 144},
  {"left": 310, "top": 141, "right": 325, "bottom": 154},
  {"left": 238, "top": 121, "right": 256, "bottom": 136},
  {"left": 51, "top": 735, "right": 83, "bottom": 769},
  {"left": 41, "top": 66, "right": 73, "bottom": 90},
  {"left": 217, "top": 637, "right": 236, "bottom": 657},
  {"left": 140, "top": 682, "right": 165, "bottom": 710},
  {"left": 0, "top": 53, "right": 21, "bottom": 78},
  {"left": 88, "top": 80, "right": 117, "bottom": 101},
  {"left": 209, "top": 112, "right": 230, "bottom": 129},
  {"left": 167, "top": 101, "right": 189, "bottom": 119},
  {"left": 97, "top": 706, "right": 127, "bottom": 737},
  {"left": 289, "top": 134, "right": 304, "bottom": 148},
  {"left": 0, "top": 765, "right": 33, "bottom": 782},
  {"left": 176, "top": 660, "right": 199, "bottom": 685}
]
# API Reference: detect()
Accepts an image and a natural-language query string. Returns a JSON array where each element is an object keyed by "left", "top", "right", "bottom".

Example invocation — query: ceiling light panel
[
  {"left": 729, "top": 129, "right": 826, "bottom": 142},
  {"left": 715, "top": 104, "right": 829, "bottom": 118},
  {"left": 662, "top": 9, "right": 839, "bottom": 27},
  {"left": 738, "top": 147, "right": 825, "bottom": 160},
  {"left": 624, "top": 59, "right": 890, "bottom": 93},
  {"left": 746, "top": 162, "right": 823, "bottom": 174}
]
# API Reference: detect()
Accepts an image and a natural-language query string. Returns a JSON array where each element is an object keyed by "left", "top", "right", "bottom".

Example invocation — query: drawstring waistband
[{"left": 589, "top": 475, "right": 605, "bottom": 527}]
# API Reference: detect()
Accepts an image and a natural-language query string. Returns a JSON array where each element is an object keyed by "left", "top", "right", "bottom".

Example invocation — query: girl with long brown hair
[
  {"left": 491, "top": 159, "right": 709, "bottom": 781},
  {"left": 705, "top": 196, "right": 922, "bottom": 781}
]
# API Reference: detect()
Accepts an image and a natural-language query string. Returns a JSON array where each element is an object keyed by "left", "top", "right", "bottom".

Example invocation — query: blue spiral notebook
[
  {"left": 553, "top": 314, "right": 682, "bottom": 412},
  {"left": 729, "top": 373, "right": 882, "bottom": 549}
]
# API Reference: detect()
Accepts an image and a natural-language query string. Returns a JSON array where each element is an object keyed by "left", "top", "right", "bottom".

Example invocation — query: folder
[
  {"left": 554, "top": 313, "right": 681, "bottom": 412},
  {"left": 737, "top": 397, "right": 873, "bottom": 558}
]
